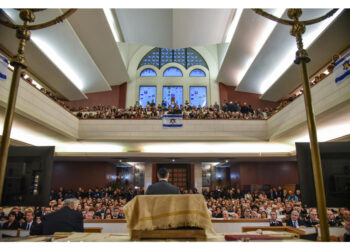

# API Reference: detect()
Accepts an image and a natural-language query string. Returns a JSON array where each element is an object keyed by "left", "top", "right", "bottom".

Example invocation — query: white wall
[
  {"left": 78, "top": 119, "right": 268, "bottom": 141},
  {"left": 0, "top": 70, "right": 79, "bottom": 139},
  {"left": 267, "top": 74, "right": 350, "bottom": 141}
]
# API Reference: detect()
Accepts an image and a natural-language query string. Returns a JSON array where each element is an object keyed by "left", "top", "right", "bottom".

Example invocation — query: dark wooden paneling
[
  {"left": 238, "top": 161, "right": 298, "bottom": 186},
  {"left": 51, "top": 162, "right": 116, "bottom": 190},
  {"left": 152, "top": 163, "right": 157, "bottom": 184},
  {"left": 229, "top": 164, "right": 241, "bottom": 188},
  {"left": 190, "top": 163, "right": 195, "bottom": 190}
]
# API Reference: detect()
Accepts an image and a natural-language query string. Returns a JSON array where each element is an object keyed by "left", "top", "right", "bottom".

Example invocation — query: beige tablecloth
[{"left": 124, "top": 194, "right": 215, "bottom": 234}]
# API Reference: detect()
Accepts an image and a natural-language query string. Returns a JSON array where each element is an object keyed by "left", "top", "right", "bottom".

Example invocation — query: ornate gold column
[
  {"left": 0, "top": 9, "right": 76, "bottom": 204},
  {"left": 253, "top": 8, "right": 339, "bottom": 242}
]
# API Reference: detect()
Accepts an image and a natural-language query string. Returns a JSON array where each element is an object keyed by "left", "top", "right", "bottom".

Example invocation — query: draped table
[{"left": 124, "top": 194, "right": 215, "bottom": 240}]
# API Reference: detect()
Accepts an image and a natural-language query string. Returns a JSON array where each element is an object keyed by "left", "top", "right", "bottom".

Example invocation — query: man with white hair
[
  {"left": 42, "top": 198, "right": 84, "bottom": 235},
  {"left": 285, "top": 210, "right": 306, "bottom": 228}
]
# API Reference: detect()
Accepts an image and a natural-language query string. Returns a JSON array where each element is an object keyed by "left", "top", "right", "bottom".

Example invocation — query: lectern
[{"left": 124, "top": 194, "right": 215, "bottom": 241}]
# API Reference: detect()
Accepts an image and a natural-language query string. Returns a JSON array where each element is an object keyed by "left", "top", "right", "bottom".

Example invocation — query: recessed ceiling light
[
  {"left": 103, "top": 8, "right": 121, "bottom": 43},
  {"left": 236, "top": 8, "right": 285, "bottom": 85},
  {"left": 31, "top": 36, "right": 84, "bottom": 91},
  {"left": 225, "top": 8, "right": 243, "bottom": 43}
]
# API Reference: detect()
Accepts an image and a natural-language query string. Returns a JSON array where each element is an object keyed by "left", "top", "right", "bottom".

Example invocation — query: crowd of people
[
  {"left": 277, "top": 53, "right": 341, "bottom": 109},
  {"left": 70, "top": 101, "right": 276, "bottom": 120},
  {"left": 1, "top": 185, "right": 349, "bottom": 232},
  {"left": 63, "top": 50, "right": 339, "bottom": 120},
  {"left": 17, "top": 51, "right": 342, "bottom": 121},
  {"left": 202, "top": 187, "right": 349, "bottom": 228}
]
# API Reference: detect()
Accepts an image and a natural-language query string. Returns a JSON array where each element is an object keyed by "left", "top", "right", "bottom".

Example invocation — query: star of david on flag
[
  {"left": 334, "top": 51, "right": 350, "bottom": 85},
  {"left": 162, "top": 114, "right": 183, "bottom": 127}
]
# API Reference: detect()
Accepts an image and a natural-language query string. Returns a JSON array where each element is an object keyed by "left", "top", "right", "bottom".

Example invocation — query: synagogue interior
[{"left": 0, "top": 7, "right": 349, "bottom": 244}]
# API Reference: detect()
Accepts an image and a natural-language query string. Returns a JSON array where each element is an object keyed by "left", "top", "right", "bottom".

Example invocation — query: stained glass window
[
  {"left": 163, "top": 86, "right": 183, "bottom": 107},
  {"left": 189, "top": 69, "right": 206, "bottom": 77},
  {"left": 160, "top": 48, "right": 173, "bottom": 67},
  {"left": 139, "top": 86, "right": 157, "bottom": 108},
  {"left": 174, "top": 48, "right": 186, "bottom": 67},
  {"left": 138, "top": 47, "right": 208, "bottom": 70},
  {"left": 187, "top": 48, "right": 208, "bottom": 69},
  {"left": 138, "top": 48, "right": 160, "bottom": 68},
  {"left": 163, "top": 67, "right": 183, "bottom": 77},
  {"left": 190, "top": 87, "right": 207, "bottom": 107},
  {"left": 140, "top": 68, "right": 157, "bottom": 77}
]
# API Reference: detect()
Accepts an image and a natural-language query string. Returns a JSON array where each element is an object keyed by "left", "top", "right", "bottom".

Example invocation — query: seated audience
[
  {"left": 0, "top": 207, "right": 6, "bottom": 221},
  {"left": 42, "top": 198, "right": 84, "bottom": 235},
  {"left": 327, "top": 209, "right": 342, "bottom": 227},
  {"left": 2, "top": 182, "right": 348, "bottom": 233},
  {"left": 20, "top": 209, "right": 37, "bottom": 232},
  {"left": 2, "top": 212, "right": 20, "bottom": 230},
  {"left": 269, "top": 211, "right": 282, "bottom": 226},
  {"left": 341, "top": 222, "right": 350, "bottom": 242},
  {"left": 241, "top": 208, "right": 251, "bottom": 219},
  {"left": 285, "top": 210, "right": 306, "bottom": 228},
  {"left": 222, "top": 210, "right": 229, "bottom": 220},
  {"left": 305, "top": 208, "right": 320, "bottom": 227}
]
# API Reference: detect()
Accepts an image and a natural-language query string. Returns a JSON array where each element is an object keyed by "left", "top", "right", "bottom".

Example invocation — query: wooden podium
[
  {"left": 124, "top": 194, "right": 215, "bottom": 241},
  {"left": 131, "top": 228, "right": 207, "bottom": 241}
]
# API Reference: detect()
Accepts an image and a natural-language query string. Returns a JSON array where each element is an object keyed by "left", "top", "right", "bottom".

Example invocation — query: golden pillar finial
[{"left": 252, "top": 8, "right": 340, "bottom": 242}]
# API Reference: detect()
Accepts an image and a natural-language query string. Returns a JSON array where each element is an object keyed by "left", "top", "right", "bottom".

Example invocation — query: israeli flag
[
  {"left": 0, "top": 53, "right": 8, "bottom": 80},
  {"left": 334, "top": 51, "right": 350, "bottom": 85},
  {"left": 162, "top": 114, "right": 183, "bottom": 127}
]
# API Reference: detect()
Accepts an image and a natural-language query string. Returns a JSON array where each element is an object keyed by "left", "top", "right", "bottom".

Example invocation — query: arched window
[
  {"left": 189, "top": 69, "right": 206, "bottom": 77},
  {"left": 163, "top": 67, "right": 183, "bottom": 77},
  {"left": 186, "top": 48, "right": 208, "bottom": 69},
  {"left": 140, "top": 68, "right": 157, "bottom": 77},
  {"left": 138, "top": 48, "right": 208, "bottom": 69},
  {"left": 138, "top": 48, "right": 159, "bottom": 69}
]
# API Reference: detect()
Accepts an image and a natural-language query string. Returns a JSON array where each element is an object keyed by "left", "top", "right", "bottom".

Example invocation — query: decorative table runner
[{"left": 124, "top": 194, "right": 215, "bottom": 235}]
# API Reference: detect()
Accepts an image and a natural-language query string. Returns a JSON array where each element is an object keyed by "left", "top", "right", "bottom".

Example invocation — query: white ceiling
[
  {"left": 261, "top": 10, "right": 350, "bottom": 101},
  {"left": 0, "top": 8, "right": 347, "bottom": 102},
  {"left": 216, "top": 9, "right": 280, "bottom": 86},
  {"left": 115, "top": 9, "right": 233, "bottom": 49},
  {"left": 0, "top": 24, "right": 87, "bottom": 100},
  {"left": 236, "top": 9, "right": 348, "bottom": 97},
  {"left": 65, "top": 9, "right": 129, "bottom": 86},
  {"left": 0, "top": 8, "right": 130, "bottom": 100}
]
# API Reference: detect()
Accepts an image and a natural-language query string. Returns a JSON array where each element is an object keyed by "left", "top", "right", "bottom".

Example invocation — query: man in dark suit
[
  {"left": 145, "top": 168, "right": 180, "bottom": 195},
  {"left": 327, "top": 209, "right": 342, "bottom": 227},
  {"left": 305, "top": 208, "right": 320, "bottom": 227},
  {"left": 269, "top": 211, "right": 283, "bottom": 226},
  {"left": 42, "top": 198, "right": 84, "bottom": 235},
  {"left": 20, "top": 209, "right": 38, "bottom": 234},
  {"left": 285, "top": 210, "right": 306, "bottom": 228}
]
